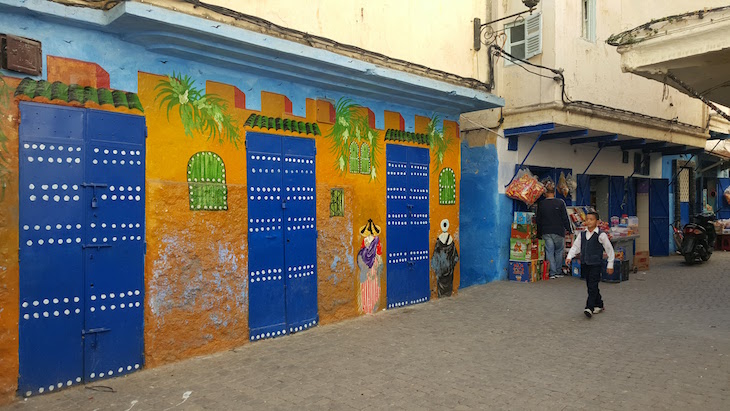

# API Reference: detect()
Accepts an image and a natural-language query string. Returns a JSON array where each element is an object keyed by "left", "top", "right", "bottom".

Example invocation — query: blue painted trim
[
  {"left": 601, "top": 138, "right": 644, "bottom": 148},
  {"left": 571, "top": 134, "right": 617, "bottom": 145},
  {"left": 0, "top": 0, "right": 504, "bottom": 115},
  {"left": 539, "top": 129, "right": 588, "bottom": 141},
  {"left": 504, "top": 122, "right": 554, "bottom": 136},
  {"left": 709, "top": 130, "right": 730, "bottom": 140}
]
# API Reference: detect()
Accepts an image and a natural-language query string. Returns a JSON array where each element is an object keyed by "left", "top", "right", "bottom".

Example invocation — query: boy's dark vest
[{"left": 581, "top": 231, "right": 604, "bottom": 266}]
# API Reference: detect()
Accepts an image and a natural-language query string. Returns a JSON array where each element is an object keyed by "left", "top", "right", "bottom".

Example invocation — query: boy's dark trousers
[{"left": 582, "top": 264, "right": 604, "bottom": 310}]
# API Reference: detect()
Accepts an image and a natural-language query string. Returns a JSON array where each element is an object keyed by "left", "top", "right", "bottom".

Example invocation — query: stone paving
[{"left": 3, "top": 253, "right": 730, "bottom": 410}]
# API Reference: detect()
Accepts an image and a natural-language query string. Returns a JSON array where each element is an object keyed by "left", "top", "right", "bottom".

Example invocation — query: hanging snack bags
[
  {"left": 506, "top": 169, "right": 546, "bottom": 206},
  {"left": 558, "top": 172, "right": 570, "bottom": 197},
  {"left": 724, "top": 185, "right": 730, "bottom": 205}
]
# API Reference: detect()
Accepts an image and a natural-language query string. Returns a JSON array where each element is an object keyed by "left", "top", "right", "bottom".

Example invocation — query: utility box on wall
[{"left": 1, "top": 34, "right": 42, "bottom": 76}]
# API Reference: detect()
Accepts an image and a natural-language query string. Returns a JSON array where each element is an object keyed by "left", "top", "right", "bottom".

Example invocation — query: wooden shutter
[{"left": 525, "top": 12, "right": 542, "bottom": 59}]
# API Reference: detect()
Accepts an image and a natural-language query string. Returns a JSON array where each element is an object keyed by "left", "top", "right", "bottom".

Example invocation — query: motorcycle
[{"left": 680, "top": 212, "right": 717, "bottom": 264}]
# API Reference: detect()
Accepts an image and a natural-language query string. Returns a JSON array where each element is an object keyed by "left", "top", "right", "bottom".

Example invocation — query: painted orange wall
[
  {"left": 0, "top": 76, "right": 21, "bottom": 406},
  {"left": 0, "top": 67, "right": 461, "bottom": 402}
]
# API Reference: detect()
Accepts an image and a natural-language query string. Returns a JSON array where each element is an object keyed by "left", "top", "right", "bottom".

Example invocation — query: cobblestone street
[{"left": 4, "top": 254, "right": 729, "bottom": 411}]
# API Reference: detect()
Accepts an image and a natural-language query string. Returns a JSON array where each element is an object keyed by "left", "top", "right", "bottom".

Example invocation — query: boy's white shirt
[{"left": 566, "top": 227, "right": 616, "bottom": 269}]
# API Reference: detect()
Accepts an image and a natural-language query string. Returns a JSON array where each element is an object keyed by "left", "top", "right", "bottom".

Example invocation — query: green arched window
[
  {"left": 187, "top": 151, "right": 228, "bottom": 210},
  {"left": 360, "top": 142, "right": 371, "bottom": 174},
  {"left": 439, "top": 168, "right": 456, "bottom": 205},
  {"left": 349, "top": 141, "right": 360, "bottom": 174}
]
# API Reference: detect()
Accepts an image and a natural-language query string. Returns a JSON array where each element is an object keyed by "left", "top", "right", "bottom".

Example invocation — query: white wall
[{"left": 160, "top": 0, "right": 488, "bottom": 80}]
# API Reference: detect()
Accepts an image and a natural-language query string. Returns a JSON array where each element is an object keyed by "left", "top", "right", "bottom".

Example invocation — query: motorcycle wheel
[
  {"left": 701, "top": 253, "right": 711, "bottom": 262},
  {"left": 684, "top": 254, "right": 696, "bottom": 265}
]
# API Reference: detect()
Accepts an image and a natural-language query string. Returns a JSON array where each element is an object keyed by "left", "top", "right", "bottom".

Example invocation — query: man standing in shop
[{"left": 537, "top": 181, "right": 573, "bottom": 279}]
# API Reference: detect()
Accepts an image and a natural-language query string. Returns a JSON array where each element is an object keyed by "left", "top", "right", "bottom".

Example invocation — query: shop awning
[{"left": 504, "top": 122, "right": 706, "bottom": 181}]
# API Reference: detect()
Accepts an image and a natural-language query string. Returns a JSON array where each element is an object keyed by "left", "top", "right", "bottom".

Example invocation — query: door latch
[
  {"left": 83, "top": 244, "right": 112, "bottom": 249},
  {"left": 82, "top": 327, "right": 111, "bottom": 349}
]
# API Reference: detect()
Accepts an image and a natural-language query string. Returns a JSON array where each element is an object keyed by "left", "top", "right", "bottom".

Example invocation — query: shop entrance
[
  {"left": 246, "top": 133, "right": 318, "bottom": 341},
  {"left": 386, "top": 145, "right": 430, "bottom": 308},
  {"left": 18, "top": 103, "right": 146, "bottom": 396}
]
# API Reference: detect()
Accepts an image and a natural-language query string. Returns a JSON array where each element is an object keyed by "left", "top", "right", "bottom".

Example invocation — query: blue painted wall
[
  {"left": 459, "top": 141, "right": 511, "bottom": 287},
  {"left": 0, "top": 10, "right": 457, "bottom": 128}
]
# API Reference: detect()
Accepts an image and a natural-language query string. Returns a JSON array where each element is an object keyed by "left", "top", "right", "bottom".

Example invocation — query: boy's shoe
[
  {"left": 583, "top": 308, "right": 593, "bottom": 318},
  {"left": 549, "top": 275, "right": 557, "bottom": 279},
  {"left": 555, "top": 274, "right": 565, "bottom": 278},
  {"left": 592, "top": 307, "right": 604, "bottom": 314}
]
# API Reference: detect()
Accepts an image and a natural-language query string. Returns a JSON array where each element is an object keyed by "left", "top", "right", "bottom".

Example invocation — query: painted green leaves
[
  {"left": 325, "top": 98, "right": 380, "bottom": 180},
  {"left": 187, "top": 151, "right": 228, "bottom": 211},
  {"left": 155, "top": 73, "right": 239, "bottom": 147},
  {"left": 427, "top": 114, "right": 452, "bottom": 173},
  {"left": 439, "top": 168, "right": 456, "bottom": 205}
]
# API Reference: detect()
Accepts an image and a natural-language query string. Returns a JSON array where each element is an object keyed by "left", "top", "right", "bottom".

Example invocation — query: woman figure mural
[{"left": 357, "top": 219, "right": 382, "bottom": 313}]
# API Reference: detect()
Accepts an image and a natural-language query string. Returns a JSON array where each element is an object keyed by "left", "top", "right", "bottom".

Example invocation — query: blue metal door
[
  {"left": 386, "top": 145, "right": 410, "bottom": 308},
  {"left": 18, "top": 103, "right": 146, "bottom": 397},
  {"left": 576, "top": 174, "right": 590, "bottom": 206},
  {"left": 82, "top": 109, "right": 146, "bottom": 383},
  {"left": 18, "top": 103, "right": 86, "bottom": 396},
  {"left": 717, "top": 178, "right": 730, "bottom": 219},
  {"left": 649, "top": 179, "right": 670, "bottom": 256},
  {"left": 282, "top": 136, "right": 318, "bottom": 333},
  {"left": 407, "top": 148, "right": 430, "bottom": 305},
  {"left": 246, "top": 133, "right": 286, "bottom": 340},
  {"left": 626, "top": 178, "right": 636, "bottom": 217},
  {"left": 608, "top": 176, "right": 625, "bottom": 219},
  {"left": 246, "top": 133, "right": 317, "bottom": 341},
  {"left": 386, "top": 145, "right": 429, "bottom": 308}
]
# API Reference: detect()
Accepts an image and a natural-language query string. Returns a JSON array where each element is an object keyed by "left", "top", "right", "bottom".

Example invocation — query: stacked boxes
[
  {"left": 508, "top": 212, "right": 546, "bottom": 282},
  {"left": 634, "top": 251, "right": 649, "bottom": 271}
]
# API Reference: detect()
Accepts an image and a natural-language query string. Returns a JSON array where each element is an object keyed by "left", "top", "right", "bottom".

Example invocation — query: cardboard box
[
  {"left": 508, "top": 261, "right": 531, "bottom": 282},
  {"left": 537, "top": 240, "right": 545, "bottom": 260},
  {"left": 541, "top": 260, "right": 550, "bottom": 280},
  {"left": 511, "top": 223, "right": 536, "bottom": 240},
  {"left": 634, "top": 251, "right": 649, "bottom": 271},
  {"left": 510, "top": 238, "right": 532, "bottom": 262},
  {"left": 509, "top": 260, "right": 540, "bottom": 282},
  {"left": 513, "top": 211, "right": 535, "bottom": 225}
]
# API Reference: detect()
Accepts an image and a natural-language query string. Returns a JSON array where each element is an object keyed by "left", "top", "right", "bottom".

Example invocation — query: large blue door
[
  {"left": 407, "top": 148, "right": 430, "bottom": 305},
  {"left": 82, "top": 110, "right": 146, "bottom": 383},
  {"left": 18, "top": 103, "right": 86, "bottom": 396},
  {"left": 282, "top": 136, "right": 318, "bottom": 333},
  {"left": 608, "top": 176, "right": 625, "bottom": 219},
  {"left": 246, "top": 133, "right": 317, "bottom": 341},
  {"left": 386, "top": 145, "right": 429, "bottom": 308},
  {"left": 18, "top": 103, "right": 145, "bottom": 397},
  {"left": 576, "top": 174, "right": 590, "bottom": 206},
  {"left": 649, "top": 179, "right": 670, "bottom": 256}
]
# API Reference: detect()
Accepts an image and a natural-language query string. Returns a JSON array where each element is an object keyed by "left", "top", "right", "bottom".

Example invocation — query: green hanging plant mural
[
  {"left": 325, "top": 98, "right": 380, "bottom": 180},
  {"left": 427, "top": 114, "right": 452, "bottom": 173},
  {"left": 155, "top": 72, "right": 240, "bottom": 147},
  {"left": 0, "top": 77, "right": 14, "bottom": 202}
]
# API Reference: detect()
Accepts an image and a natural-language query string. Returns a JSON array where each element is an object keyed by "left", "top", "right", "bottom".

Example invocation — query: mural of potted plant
[
  {"left": 155, "top": 72, "right": 240, "bottom": 146},
  {"left": 427, "top": 114, "right": 452, "bottom": 173},
  {"left": 325, "top": 98, "right": 380, "bottom": 180}
]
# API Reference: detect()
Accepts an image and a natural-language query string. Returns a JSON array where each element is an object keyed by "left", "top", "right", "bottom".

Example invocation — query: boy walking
[{"left": 565, "top": 211, "right": 615, "bottom": 318}]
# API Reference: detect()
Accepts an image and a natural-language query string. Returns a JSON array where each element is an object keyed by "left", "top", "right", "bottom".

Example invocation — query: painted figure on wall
[
  {"left": 357, "top": 219, "right": 382, "bottom": 313},
  {"left": 432, "top": 219, "right": 459, "bottom": 297}
]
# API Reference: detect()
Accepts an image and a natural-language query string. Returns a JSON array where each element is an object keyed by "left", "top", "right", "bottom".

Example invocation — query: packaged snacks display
[
  {"left": 511, "top": 223, "right": 536, "bottom": 240},
  {"left": 513, "top": 211, "right": 535, "bottom": 225},
  {"left": 725, "top": 185, "right": 730, "bottom": 205},
  {"left": 510, "top": 238, "right": 532, "bottom": 261},
  {"left": 506, "top": 169, "right": 546, "bottom": 206},
  {"left": 565, "top": 173, "right": 576, "bottom": 196}
]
